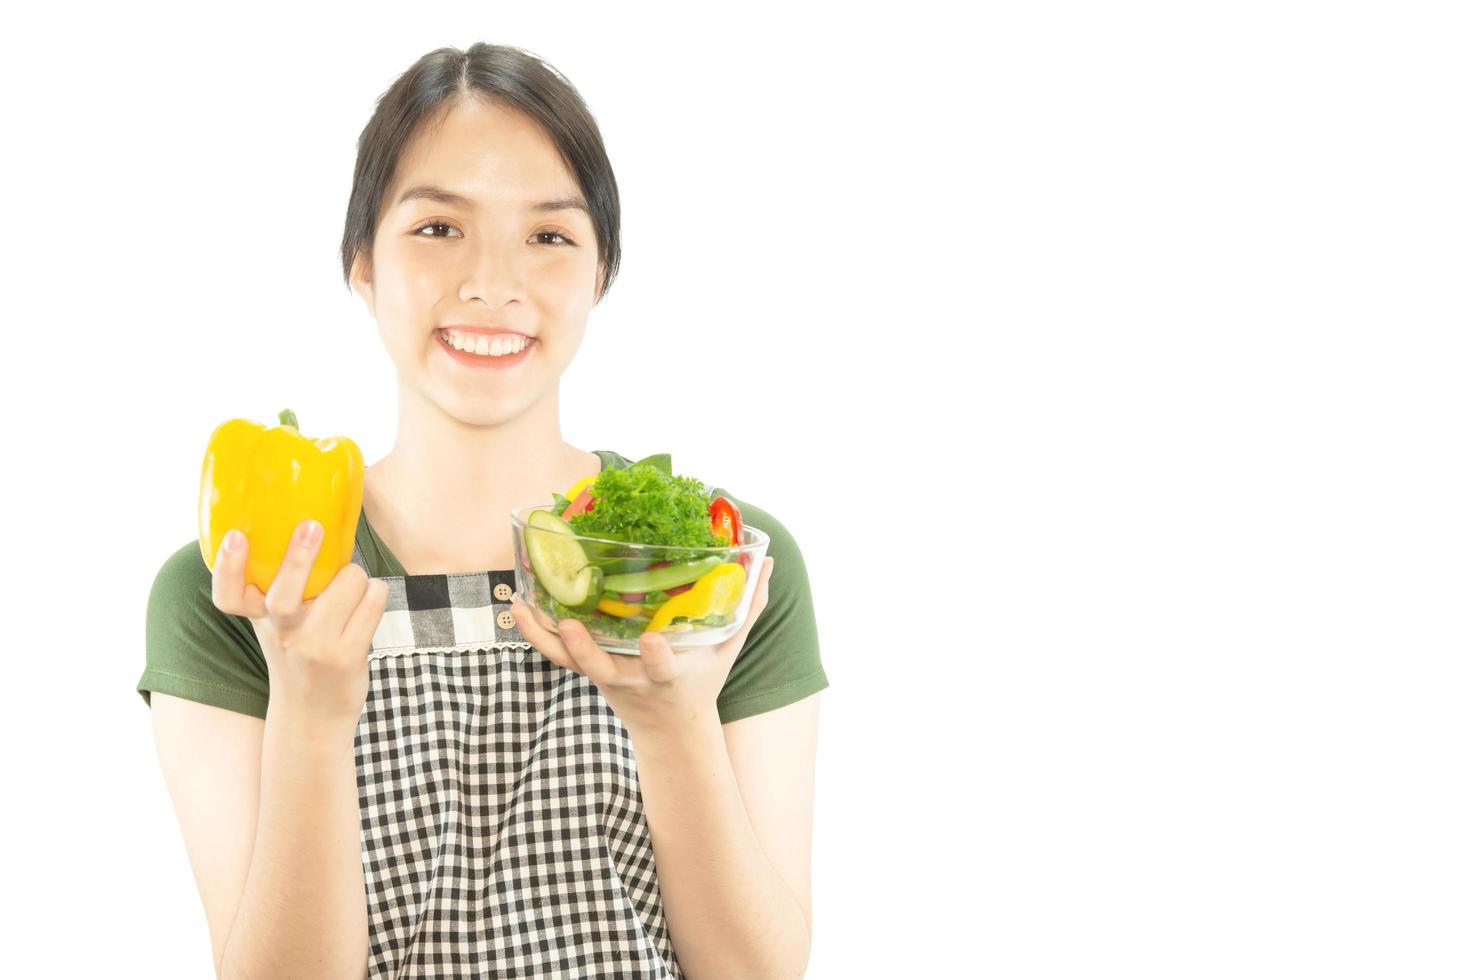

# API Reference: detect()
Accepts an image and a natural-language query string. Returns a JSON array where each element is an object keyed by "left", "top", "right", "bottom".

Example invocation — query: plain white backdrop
[{"left": 3, "top": 1, "right": 1464, "bottom": 977}]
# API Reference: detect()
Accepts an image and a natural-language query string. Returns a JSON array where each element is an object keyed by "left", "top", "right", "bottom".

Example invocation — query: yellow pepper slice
[
  {"left": 198, "top": 408, "right": 364, "bottom": 601},
  {"left": 597, "top": 596, "right": 651, "bottom": 618},
  {"left": 646, "top": 563, "right": 747, "bottom": 632},
  {"left": 563, "top": 475, "right": 598, "bottom": 503}
]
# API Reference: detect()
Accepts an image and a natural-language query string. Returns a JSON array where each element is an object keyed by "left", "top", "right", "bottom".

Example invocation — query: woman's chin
[{"left": 426, "top": 377, "right": 549, "bottom": 427}]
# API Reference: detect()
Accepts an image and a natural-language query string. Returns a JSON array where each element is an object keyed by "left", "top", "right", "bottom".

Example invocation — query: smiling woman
[
  {"left": 345, "top": 87, "right": 612, "bottom": 441},
  {"left": 139, "top": 40, "right": 827, "bottom": 980}
]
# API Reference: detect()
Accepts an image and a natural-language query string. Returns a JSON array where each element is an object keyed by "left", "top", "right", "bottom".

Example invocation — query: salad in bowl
[{"left": 510, "top": 453, "right": 770, "bottom": 655}]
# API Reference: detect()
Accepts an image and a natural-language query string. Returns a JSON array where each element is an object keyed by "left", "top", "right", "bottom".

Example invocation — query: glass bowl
[{"left": 509, "top": 502, "right": 770, "bottom": 655}]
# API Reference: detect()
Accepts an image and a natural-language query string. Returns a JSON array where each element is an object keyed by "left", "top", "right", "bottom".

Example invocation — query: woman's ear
[{"left": 349, "top": 251, "right": 376, "bottom": 313}]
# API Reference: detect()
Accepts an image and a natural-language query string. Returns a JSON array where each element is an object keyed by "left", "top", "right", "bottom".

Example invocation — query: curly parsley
[{"left": 565, "top": 461, "right": 726, "bottom": 550}]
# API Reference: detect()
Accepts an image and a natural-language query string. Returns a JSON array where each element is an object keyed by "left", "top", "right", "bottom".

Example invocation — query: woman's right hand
[{"left": 210, "top": 519, "right": 389, "bottom": 729}]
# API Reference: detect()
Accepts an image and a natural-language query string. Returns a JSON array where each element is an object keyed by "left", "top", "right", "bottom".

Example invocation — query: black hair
[{"left": 339, "top": 43, "right": 621, "bottom": 303}]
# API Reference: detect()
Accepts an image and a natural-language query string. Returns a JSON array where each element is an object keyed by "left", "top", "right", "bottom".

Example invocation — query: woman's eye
[
  {"left": 534, "top": 231, "right": 574, "bottom": 246},
  {"left": 414, "top": 221, "right": 460, "bottom": 239}
]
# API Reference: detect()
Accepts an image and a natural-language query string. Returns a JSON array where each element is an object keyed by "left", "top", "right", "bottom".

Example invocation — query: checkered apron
[{"left": 346, "top": 542, "right": 683, "bottom": 978}]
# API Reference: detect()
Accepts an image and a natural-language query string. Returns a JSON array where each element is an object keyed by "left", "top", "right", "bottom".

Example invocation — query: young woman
[{"left": 138, "top": 43, "right": 828, "bottom": 979}]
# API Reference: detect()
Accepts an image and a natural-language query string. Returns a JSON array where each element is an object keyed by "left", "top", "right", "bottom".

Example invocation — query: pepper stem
[{"left": 279, "top": 408, "right": 299, "bottom": 429}]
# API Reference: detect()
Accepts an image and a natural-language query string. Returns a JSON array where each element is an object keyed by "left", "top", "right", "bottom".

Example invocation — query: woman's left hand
[{"left": 509, "top": 557, "right": 774, "bottom": 734}]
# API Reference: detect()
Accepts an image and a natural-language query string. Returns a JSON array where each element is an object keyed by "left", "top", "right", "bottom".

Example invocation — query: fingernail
[
  {"left": 223, "top": 530, "right": 241, "bottom": 553},
  {"left": 296, "top": 520, "right": 322, "bottom": 547}
]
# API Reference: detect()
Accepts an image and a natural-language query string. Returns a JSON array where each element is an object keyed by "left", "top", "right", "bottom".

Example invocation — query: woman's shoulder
[
  {"left": 690, "top": 475, "right": 829, "bottom": 725},
  {"left": 136, "top": 539, "right": 269, "bottom": 720}
]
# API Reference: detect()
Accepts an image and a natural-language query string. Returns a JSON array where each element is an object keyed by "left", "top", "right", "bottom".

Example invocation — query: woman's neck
[
  {"left": 361, "top": 395, "right": 603, "bottom": 575},
  {"left": 363, "top": 446, "right": 601, "bottom": 575}
]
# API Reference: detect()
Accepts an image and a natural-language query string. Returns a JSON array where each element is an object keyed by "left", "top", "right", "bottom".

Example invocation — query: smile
[{"left": 436, "top": 329, "right": 537, "bottom": 369}]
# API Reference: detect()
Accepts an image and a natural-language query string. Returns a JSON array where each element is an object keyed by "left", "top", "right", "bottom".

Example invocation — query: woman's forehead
[{"left": 394, "top": 100, "right": 572, "bottom": 194}]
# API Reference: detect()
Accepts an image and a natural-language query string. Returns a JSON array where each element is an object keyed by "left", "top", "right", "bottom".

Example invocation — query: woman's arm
[
  {"left": 627, "top": 695, "right": 819, "bottom": 980},
  {"left": 151, "top": 692, "right": 369, "bottom": 979},
  {"left": 150, "top": 694, "right": 264, "bottom": 976}
]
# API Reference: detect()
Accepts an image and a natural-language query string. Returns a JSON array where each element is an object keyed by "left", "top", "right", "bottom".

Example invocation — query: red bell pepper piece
[
  {"left": 710, "top": 496, "right": 742, "bottom": 545},
  {"left": 561, "top": 486, "right": 596, "bottom": 519}
]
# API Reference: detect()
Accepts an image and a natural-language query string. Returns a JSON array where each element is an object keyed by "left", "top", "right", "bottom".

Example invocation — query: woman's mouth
[{"left": 436, "top": 328, "right": 537, "bottom": 369}]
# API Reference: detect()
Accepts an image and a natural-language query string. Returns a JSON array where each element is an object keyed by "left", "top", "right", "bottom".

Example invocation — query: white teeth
[{"left": 443, "top": 330, "right": 527, "bottom": 356}]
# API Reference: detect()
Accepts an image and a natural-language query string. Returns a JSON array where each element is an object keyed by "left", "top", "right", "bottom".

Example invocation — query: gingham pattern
[{"left": 347, "top": 542, "right": 682, "bottom": 978}]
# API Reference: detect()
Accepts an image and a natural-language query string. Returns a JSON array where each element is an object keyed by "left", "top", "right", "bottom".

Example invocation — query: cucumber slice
[
  {"left": 526, "top": 509, "right": 602, "bottom": 611},
  {"left": 602, "top": 555, "right": 726, "bottom": 594}
]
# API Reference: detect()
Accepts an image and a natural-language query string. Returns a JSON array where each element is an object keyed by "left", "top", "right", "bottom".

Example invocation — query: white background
[{"left": 2, "top": 1, "right": 1464, "bottom": 977}]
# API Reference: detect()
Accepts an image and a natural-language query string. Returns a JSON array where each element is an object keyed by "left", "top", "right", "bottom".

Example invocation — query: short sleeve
[
  {"left": 136, "top": 539, "right": 270, "bottom": 720},
  {"left": 709, "top": 493, "right": 830, "bottom": 725}
]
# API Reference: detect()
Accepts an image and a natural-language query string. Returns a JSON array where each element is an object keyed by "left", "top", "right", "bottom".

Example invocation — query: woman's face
[{"left": 351, "top": 97, "right": 602, "bottom": 425}]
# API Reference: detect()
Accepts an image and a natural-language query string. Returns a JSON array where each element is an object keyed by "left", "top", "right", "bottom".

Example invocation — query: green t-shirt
[{"left": 137, "top": 449, "right": 828, "bottom": 725}]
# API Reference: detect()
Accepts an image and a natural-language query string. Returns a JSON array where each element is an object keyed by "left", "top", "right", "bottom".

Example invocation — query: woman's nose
[{"left": 458, "top": 235, "right": 527, "bottom": 306}]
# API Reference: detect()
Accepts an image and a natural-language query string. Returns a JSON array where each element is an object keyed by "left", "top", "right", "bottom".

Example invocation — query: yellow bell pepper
[
  {"left": 646, "top": 563, "right": 747, "bottom": 632},
  {"left": 563, "top": 474, "right": 598, "bottom": 503},
  {"left": 597, "top": 596, "right": 652, "bottom": 618},
  {"left": 198, "top": 408, "right": 364, "bottom": 601}
]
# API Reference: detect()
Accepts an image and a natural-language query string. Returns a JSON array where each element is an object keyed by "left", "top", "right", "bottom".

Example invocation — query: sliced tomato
[{"left": 710, "top": 495, "right": 743, "bottom": 545}]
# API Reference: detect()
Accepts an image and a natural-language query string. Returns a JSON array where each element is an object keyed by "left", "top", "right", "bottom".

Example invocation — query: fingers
[
  {"left": 636, "top": 628, "right": 681, "bottom": 684},
  {"left": 555, "top": 617, "right": 619, "bottom": 682},
  {"left": 212, "top": 529, "right": 268, "bottom": 621},
  {"left": 263, "top": 519, "right": 323, "bottom": 628},
  {"left": 727, "top": 557, "right": 774, "bottom": 649},
  {"left": 239, "top": 581, "right": 269, "bottom": 623},
  {"left": 509, "top": 596, "right": 578, "bottom": 671},
  {"left": 210, "top": 531, "right": 247, "bottom": 613},
  {"left": 211, "top": 521, "right": 385, "bottom": 647},
  {"left": 341, "top": 571, "right": 390, "bottom": 651}
]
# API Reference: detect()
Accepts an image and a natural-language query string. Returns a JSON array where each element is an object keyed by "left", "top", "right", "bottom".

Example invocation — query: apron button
[
  {"left": 493, "top": 582, "right": 513, "bottom": 602},
  {"left": 496, "top": 610, "right": 517, "bottom": 631}
]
